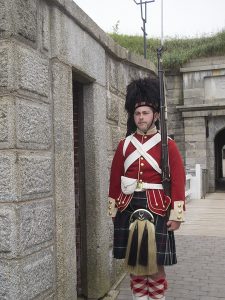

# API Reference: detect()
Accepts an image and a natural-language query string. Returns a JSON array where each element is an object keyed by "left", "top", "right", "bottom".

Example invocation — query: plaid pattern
[
  {"left": 130, "top": 275, "right": 167, "bottom": 299},
  {"left": 130, "top": 275, "right": 148, "bottom": 297},
  {"left": 113, "top": 191, "right": 177, "bottom": 265},
  {"left": 148, "top": 277, "right": 167, "bottom": 299}
]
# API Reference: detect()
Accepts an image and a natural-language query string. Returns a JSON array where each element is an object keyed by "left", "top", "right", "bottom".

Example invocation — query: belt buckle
[{"left": 136, "top": 181, "right": 143, "bottom": 190}]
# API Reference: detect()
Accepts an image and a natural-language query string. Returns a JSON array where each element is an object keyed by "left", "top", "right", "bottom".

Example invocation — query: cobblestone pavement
[{"left": 111, "top": 192, "right": 225, "bottom": 300}]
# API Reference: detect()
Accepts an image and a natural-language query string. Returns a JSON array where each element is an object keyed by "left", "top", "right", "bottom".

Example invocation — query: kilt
[{"left": 113, "top": 191, "right": 177, "bottom": 266}]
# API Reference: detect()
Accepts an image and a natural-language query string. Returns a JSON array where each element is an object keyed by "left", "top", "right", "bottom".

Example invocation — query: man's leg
[
  {"left": 148, "top": 266, "right": 167, "bottom": 300},
  {"left": 130, "top": 274, "right": 149, "bottom": 299}
]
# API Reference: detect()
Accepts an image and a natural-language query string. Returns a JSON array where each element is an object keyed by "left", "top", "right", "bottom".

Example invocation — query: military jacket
[{"left": 108, "top": 131, "right": 185, "bottom": 218}]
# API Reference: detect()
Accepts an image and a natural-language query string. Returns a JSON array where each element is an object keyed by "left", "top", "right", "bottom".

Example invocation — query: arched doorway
[{"left": 215, "top": 128, "right": 225, "bottom": 190}]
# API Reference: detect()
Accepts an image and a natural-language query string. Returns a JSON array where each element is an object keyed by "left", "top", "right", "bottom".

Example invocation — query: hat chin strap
[
  {"left": 139, "top": 119, "right": 156, "bottom": 135},
  {"left": 137, "top": 126, "right": 157, "bottom": 136}
]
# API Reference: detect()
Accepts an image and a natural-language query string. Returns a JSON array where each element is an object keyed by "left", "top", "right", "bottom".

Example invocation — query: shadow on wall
[{"left": 216, "top": 156, "right": 225, "bottom": 191}]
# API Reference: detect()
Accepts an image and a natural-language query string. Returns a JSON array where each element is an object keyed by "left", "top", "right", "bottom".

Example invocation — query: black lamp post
[{"left": 133, "top": 0, "right": 155, "bottom": 59}]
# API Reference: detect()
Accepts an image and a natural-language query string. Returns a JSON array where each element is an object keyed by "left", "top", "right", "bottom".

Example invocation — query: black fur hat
[
  {"left": 125, "top": 77, "right": 160, "bottom": 114},
  {"left": 125, "top": 77, "right": 160, "bottom": 136}
]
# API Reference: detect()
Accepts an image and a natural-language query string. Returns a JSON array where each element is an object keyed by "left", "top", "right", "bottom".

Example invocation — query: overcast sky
[{"left": 73, "top": 0, "right": 225, "bottom": 39}]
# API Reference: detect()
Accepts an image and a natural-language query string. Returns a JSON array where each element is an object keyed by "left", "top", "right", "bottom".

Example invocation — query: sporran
[{"left": 124, "top": 209, "right": 158, "bottom": 275}]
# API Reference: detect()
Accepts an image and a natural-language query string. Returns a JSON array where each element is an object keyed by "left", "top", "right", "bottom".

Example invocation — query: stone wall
[
  {"left": 0, "top": 0, "right": 157, "bottom": 299},
  {"left": 165, "top": 74, "right": 185, "bottom": 158},
  {"left": 179, "top": 56, "right": 225, "bottom": 192},
  {"left": 2, "top": 0, "right": 224, "bottom": 299},
  {"left": 0, "top": 1, "right": 55, "bottom": 298}
]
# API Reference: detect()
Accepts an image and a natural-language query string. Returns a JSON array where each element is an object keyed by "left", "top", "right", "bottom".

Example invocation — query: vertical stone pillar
[
  {"left": 184, "top": 115, "right": 207, "bottom": 170},
  {"left": 51, "top": 58, "right": 77, "bottom": 300},
  {"left": 166, "top": 74, "right": 185, "bottom": 157},
  {"left": 83, "top": 83, "right": 111, "bottom": 299}
]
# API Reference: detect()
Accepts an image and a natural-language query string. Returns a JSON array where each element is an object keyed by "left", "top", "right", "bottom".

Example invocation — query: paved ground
[{"left": 108, "top": 192, "right": 225, "bottom": 300}]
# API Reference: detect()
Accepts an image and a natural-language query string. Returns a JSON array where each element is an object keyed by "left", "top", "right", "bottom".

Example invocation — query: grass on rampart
[{"left": 110, "top": 30, "right": 225, "bottom": 71}]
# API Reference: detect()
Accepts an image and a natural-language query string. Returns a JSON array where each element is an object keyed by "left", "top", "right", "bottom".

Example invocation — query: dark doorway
[
  {"left": 215, "top": 128, "right": 225, "bottom": 191},
  {"left": 73, "top": 78, "right": 87, "bottom": 297}
]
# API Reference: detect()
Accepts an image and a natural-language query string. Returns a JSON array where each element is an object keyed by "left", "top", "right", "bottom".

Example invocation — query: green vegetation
[{"left": 110, "top": 30, "right": 225, "bottom": 71}]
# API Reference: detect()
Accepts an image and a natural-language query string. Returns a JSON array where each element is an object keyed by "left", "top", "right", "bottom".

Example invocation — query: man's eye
[{"left": 134, "top": 111, "right": 150, "bottom": 116}]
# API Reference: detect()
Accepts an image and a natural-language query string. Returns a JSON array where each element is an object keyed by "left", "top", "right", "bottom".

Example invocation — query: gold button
[
  {"left": 144, "top": 136, "right": 147, "bottom": 139},
  {"left": 108, "top": 206, "right": 111, "bottom": 209},
  {"left": 109, "top": 212, "right": 112, "bottom": 215},
  {"left": 177, "top": 216, "right": 181, "bottom": 220},
  {"left": 140, "top": 171, "right": 143, "bottom": 175},
  {"left": 178, "top": 204, "right": 182, "bottom": 208},
  {"left": 178, "top": 209, "right": 182, "bottom": 214},
  {"left": 140, "top": 157, "right": 144, "bottom": 160},
  {"left": 139, "top": 179, "right": 143, "bottom": 182},
  {"left": 109, "top": 200, "right": 112, "bottom": 204},
  {"left": 141, "top": 163, "right": 144, "bottom": 167}
]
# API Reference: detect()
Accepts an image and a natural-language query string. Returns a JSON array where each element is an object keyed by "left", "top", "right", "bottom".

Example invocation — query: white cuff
[
  {"left": 169, "top": 201, "right": 185, "bottom": 222},
  {"left": 107, "top": 197, "right": 118, "bottom": 217}
]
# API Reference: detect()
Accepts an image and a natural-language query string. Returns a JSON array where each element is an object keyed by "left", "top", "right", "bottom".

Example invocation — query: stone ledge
[
  {"left": 181, "top": 56, "right": 225, "bottom": 73},
  {"left": 177, "top": 103, "right": 225, "bottom": 112},
  {"left": 181, "top": 63, "right": 225, "bottom": 73}
]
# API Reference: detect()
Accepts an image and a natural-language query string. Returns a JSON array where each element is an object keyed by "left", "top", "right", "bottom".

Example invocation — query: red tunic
[{"left": 108, "top": 132, "right": 185, "bottom": 216}]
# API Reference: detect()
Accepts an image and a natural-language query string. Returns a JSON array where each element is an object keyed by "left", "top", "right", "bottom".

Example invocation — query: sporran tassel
[
  {"left": 127, "top": 221, "right": 138, "bottom": 266},
  {"left": 124, "top": 219, "right": 158, "bottom": 276},
  {"left": 138, "top": 221, "right": 148, "bottom": 266}
]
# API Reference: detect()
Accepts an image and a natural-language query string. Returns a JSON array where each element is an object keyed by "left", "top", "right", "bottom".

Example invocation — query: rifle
[{"left": 157, "top": 46, "right": 171, "bottom": 197}]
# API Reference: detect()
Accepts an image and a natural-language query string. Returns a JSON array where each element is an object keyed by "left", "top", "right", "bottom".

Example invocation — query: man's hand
[{"left": 167, "top": 220, "right": 181, "bottom": 231}]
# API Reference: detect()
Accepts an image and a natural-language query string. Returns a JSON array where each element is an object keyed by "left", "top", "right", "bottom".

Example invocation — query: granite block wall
[{"left": 0, "top": 0, "right": 156, "bottom": 299}]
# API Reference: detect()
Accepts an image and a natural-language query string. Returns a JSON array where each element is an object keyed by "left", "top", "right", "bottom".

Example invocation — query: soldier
[{"left": 108, "top": 77, "right": 186, "bottom": 300}]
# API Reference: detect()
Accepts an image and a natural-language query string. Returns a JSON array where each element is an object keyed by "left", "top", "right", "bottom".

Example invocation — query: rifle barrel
[{"left": 157, "top": 47, "right": 171, "bottom": 196}]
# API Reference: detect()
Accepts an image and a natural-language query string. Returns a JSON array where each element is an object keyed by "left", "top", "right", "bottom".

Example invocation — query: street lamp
[{"left": 133, "top": 0, "right": 155, "bottom": 59}]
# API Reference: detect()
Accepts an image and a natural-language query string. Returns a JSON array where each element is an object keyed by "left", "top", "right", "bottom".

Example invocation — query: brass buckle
[{"left": 136, "top": 181, "right": 143, "bottom": 190}]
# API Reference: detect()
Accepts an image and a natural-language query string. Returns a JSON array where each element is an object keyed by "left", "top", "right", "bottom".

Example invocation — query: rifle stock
[{"left": 157, "top": 47, "right": 171, "bottom": 197}]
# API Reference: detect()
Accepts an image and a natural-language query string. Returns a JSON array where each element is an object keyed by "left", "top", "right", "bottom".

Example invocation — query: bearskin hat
[{"left": 125, "top": 77, "right": 160, "bottom": 136}]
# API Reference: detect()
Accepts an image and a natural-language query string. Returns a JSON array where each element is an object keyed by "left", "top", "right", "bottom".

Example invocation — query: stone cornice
[
  {"left": 176, "top": 103, "right": 225, "bottom": 117},
  {"left": 180, "top": 56, "right": 225, "bottom": 73},
  {"left": 177, "top": 103, "right": 225, "bottom": 112},
  {"left": 181, "top": 64, "right": 225, "bottom": 73}
]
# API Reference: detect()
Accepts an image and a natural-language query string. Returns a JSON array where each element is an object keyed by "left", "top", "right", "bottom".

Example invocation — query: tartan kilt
[{"left": 113, "top": 191, "right": 177, "bottom": 266}]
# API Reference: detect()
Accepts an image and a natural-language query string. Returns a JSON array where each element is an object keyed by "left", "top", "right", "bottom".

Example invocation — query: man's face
[{"left": 134, "top": 105, "right": 158, "bottom": 133}]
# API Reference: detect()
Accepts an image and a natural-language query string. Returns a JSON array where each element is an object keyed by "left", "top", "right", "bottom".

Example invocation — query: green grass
[{"left": 110, "top": 30, "right": 225, "bottom": 71}]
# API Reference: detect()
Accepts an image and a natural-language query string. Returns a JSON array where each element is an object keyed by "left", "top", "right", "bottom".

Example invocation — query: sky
[{"left": 73, "top": 0, "right": 225, "bottom": 39}]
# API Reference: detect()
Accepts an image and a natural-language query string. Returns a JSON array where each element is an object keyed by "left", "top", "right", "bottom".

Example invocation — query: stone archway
[
  {"left": 223, "top": 146, "right": 225, "bottom": 177},
  {"left": 206, "top": 116, "right": 225, "bottom": 192},
  {"left": 214, "top": 128, "right": 225, "bottom": 190}
]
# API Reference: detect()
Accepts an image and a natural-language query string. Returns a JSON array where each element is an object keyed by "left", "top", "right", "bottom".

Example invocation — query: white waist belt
[
  {"left": 121, "top": 176, "right": 163, "bottom": 195},
  {"left": 135, "top": 182, "right": 163, "bottom": 191}
]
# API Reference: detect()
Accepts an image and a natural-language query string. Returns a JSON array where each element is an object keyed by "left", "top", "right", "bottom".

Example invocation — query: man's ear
[{"left": 154, "top": 112, "right": 160, "bottom": 122}]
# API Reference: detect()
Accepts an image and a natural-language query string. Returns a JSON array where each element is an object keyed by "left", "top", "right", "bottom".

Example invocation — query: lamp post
[{"left": 133, "top": 0, "right": 155, "bottom": 59}]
